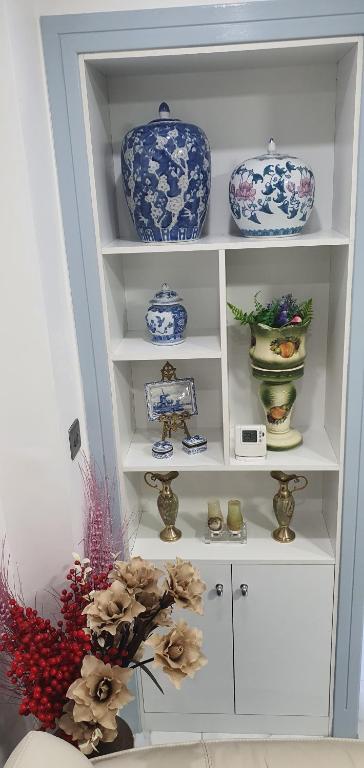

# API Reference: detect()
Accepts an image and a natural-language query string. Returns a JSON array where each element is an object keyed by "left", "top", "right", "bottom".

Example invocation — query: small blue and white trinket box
[
  {"left": 182, "top": 434, "right": 207, "bottom": 455},
  {"left": 152, "top": 440, "right": 173, "bottom": 459}
]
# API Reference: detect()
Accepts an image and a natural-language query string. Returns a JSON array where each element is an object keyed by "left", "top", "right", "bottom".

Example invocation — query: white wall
[
  {"left": 0, "top": 0, "right": 262, "bottom": 761},
  {"left": 1, "top": 0, "right": 87, "bottom": 595},
  {"left": 0, "top": 0, "right": 87, "bottom": 759}
]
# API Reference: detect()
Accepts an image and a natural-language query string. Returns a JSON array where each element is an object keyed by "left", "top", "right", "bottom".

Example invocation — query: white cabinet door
[
  {"left": 233, "top": 564, "right": 334, "bottom": 717},
  {"left": 141, "top": 562, "right": 234, "bottom": 714}
]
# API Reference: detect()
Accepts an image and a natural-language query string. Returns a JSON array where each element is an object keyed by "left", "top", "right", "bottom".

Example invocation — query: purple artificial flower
[
  {"left": 275, "top": 294, "right": 299, "bottom": 325},
  {"left": 276, "top": 309, "right": 289, "bottom": 327}
]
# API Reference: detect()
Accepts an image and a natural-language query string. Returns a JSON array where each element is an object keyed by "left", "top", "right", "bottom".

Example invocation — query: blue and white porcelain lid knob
[
  {"left": 149, "top": 282, "right": 183, "bottom": 305},
  {"left": 268, "top": 137, "right": 276, "bottom": 154},
  {"left": 159, "top": 102, "right": 171, "bottom": 119}
]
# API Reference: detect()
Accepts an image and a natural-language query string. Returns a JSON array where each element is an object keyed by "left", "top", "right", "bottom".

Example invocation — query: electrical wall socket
[{"left": 68, "top": 418, "right": 81, "bottom": 460}]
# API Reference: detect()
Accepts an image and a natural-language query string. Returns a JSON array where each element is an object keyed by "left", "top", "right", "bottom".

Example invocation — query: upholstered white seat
[{"left": 5, "top": 731, "right": 364, "bottom": 768}]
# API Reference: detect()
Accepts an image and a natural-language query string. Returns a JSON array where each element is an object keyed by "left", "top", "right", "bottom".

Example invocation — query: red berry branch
[
  {"left": 0, "top": 562, "right": 97, "bottom": 729},
  {"left": 0, "top": 555, "right": 121, "bottom": 733},
  {"left": 0, "top": 459, "right": 133, "bottom": 753}
]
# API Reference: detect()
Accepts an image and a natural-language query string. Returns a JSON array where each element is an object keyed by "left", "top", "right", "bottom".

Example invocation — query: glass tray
[{"left": 204, "top": 522, "right": 247, "bottom": 544}]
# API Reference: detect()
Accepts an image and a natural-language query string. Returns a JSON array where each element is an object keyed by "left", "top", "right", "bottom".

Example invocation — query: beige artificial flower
[
  {"left": 166, "top": 558, "right": 206, "bottom": 615},
  {"left": 66, "top": 655, "right": 134, "bottom": 730},
  {"left": 110, "top": 556, "right": 163, "bottom": 596},
  {"left": 58, "top": 702, "right": 117, "bottom": 755},
  {"left": 82, "top": 580, "right": 145, "bottom": 635},
  {"left": 146, "top": 621, "right": 207, "bottom": 689},
  {"left": 136, "top": 590, "right": 173, "bottom": 627}
]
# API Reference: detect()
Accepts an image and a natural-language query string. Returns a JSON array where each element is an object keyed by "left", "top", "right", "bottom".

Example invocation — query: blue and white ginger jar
[
  {"left": 121, "top": 102, "right": 211, "bottom": 242},
  {"left": 146, "top": 283, "right": 188, "bottom": 345},
  {"left": 229, "top": 139, "right": 315, "bottom": 237}
]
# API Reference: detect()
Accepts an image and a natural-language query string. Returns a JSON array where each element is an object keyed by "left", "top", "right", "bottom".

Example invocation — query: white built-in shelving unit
[{"left": 79, "top": 36, "right": 362, "bottom": 735}]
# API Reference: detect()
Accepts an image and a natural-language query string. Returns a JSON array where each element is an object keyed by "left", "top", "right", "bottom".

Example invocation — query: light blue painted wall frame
[{"left": 41, "top": 0, "right": 364, "bottom": 738}]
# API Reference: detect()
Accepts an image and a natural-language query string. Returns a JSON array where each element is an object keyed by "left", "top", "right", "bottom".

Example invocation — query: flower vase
[
  {"left": 86, "top": 716, "right": 134, "bottom": 758},
  {"left": 254, "top": 368, "right": 304, "bottom": 450},
  {"left": 250, "top": 322, "right": 308, "bottom": 450}
]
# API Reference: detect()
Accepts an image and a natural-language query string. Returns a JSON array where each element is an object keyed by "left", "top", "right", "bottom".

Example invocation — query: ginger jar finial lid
[
  {"left": 149, "top": 283, "right": 184, "bottom": 305},
  {"left": 158, "top": 102, "right": 171, "bottom": 119}
]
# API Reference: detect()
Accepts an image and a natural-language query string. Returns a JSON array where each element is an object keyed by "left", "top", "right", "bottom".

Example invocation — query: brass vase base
[
  {"left": 273, "top": 525, "right": 296, "bottom": 543},
  {"left": 160, "top": 525, "right": 182, "bottom": 542}
]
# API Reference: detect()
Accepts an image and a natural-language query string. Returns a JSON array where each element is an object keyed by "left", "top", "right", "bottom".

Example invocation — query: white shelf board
[
  {"left": 122, "top": 428, "right": 224, "bottom": 472},
  {"left": 111, "top": 331, "right": 221, "bottom": 361},
  {"left": 229, "top": 427, "right": 339, "bottom": 472},
  {"left": 102, "top": 230, "right": 349, "bottom": 256},
  {"left": 132, "top": 507, "right": 335, "bottom": 564},
  {"left": 122, "top": 426, "right": 338, "bottom": 472}
]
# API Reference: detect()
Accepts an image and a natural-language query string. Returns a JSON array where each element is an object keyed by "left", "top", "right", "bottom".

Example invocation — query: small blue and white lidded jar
[
  {"left": 121, "top": 102, "right": 211, "bottom": 242},
  {"left": 229, "top": 138, "right": 315, "bottom": 237},
  {"left": 146, "top": 283, "right": 188, "bottom": 345}
]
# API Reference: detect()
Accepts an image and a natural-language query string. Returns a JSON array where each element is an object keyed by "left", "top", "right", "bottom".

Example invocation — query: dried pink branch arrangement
[{"left": 80, "top": 455, "right": 125, "bottom": 573}]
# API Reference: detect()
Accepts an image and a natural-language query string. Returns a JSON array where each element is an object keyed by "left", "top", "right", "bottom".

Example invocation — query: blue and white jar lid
[
  {"left": 182, "top": 434, "right": 207, "bottom": 448},
  {"left": 261, "top": 137, "right": 294, "bottom": 159},
  {"left": 152, "top": 440, "right": 174, "bottom": 459},
  {"left": 149, "top": 283, "right": 184, "bottom": 306},
  {"left": 149, "top": 102, "right": 180, "bottom": 123}
]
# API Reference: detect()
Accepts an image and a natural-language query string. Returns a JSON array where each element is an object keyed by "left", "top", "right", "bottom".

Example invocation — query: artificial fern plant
[{"left": 228, "top": 292, "right": 313, "bottom": 329}]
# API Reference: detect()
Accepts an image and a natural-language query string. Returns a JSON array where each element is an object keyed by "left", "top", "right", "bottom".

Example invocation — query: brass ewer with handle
[
  {"left": 144, "top": 471, "right": 181, "bottom": 542},
  {"left": 270, "top": 470, "right": 308, "bottom": 543}
]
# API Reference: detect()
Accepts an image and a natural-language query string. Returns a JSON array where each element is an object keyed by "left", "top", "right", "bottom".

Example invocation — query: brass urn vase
[
  {"left": 144, "top": 471, "right": 181, "bottom": 542},
  {"left": 270, "top": 470, "right": 308, "bottom": 542}
]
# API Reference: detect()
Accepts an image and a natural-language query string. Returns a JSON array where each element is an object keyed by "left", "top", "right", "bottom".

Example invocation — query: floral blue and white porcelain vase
[
  {"left": 229, "top": 139, "right": 315, "bottom": 237},
  {"left": 146, "top": 283, "right": 188, "bottom": 345},
  {"left": 121, "top": 103, "right": 211, "bottom": 242}
]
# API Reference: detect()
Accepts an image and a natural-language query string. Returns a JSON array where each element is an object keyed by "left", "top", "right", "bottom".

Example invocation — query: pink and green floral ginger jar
[{"left": 229, "top": 138, "right": 315, "bottom": 237}]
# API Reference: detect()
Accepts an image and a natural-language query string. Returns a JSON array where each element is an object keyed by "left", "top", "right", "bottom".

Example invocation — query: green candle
[
  {"left": 207, "top": 498, "right": 223, "bottom": 532},
  {"left": 207, "top": 498, "right": 223, "bottom": 522},
  {"left": 227, "top": 499, "right": 243, "bottom": 532}
]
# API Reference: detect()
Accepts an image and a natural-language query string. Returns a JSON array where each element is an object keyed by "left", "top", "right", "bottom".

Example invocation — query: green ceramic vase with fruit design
[
  {"left": 250, "top": 321, "right": 307, "bottom": 369},
  {"left": 229, "top": 293, "right": 312, "bottom": 451}
]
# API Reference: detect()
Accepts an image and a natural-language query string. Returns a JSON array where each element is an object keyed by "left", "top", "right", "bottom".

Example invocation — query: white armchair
[{"left": 5, "top": 731, "right": 364, "bottom": 768}]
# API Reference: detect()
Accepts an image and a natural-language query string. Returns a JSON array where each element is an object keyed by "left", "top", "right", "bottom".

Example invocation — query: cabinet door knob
[
  {"left": 240, "top": 583, "right": 248, "bottom": 596},
  {"left": 216, "top": 583, "right": 223, "bottom": 596}
]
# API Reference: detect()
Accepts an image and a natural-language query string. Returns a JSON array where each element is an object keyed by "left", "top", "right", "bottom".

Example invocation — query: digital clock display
[{"left": 242, "top": 429, "right": 258, "bottom": 443}]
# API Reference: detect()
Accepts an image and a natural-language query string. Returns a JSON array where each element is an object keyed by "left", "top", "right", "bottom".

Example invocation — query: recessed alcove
[
  {"left": 226, "top": 244, "right": 349, "bottom": 466},
  {"left": 81, "top": 37, "right": 359, "bottom": 245},
  {"left": 76, "top": 32, "right": 362, "bottom": 736}
]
